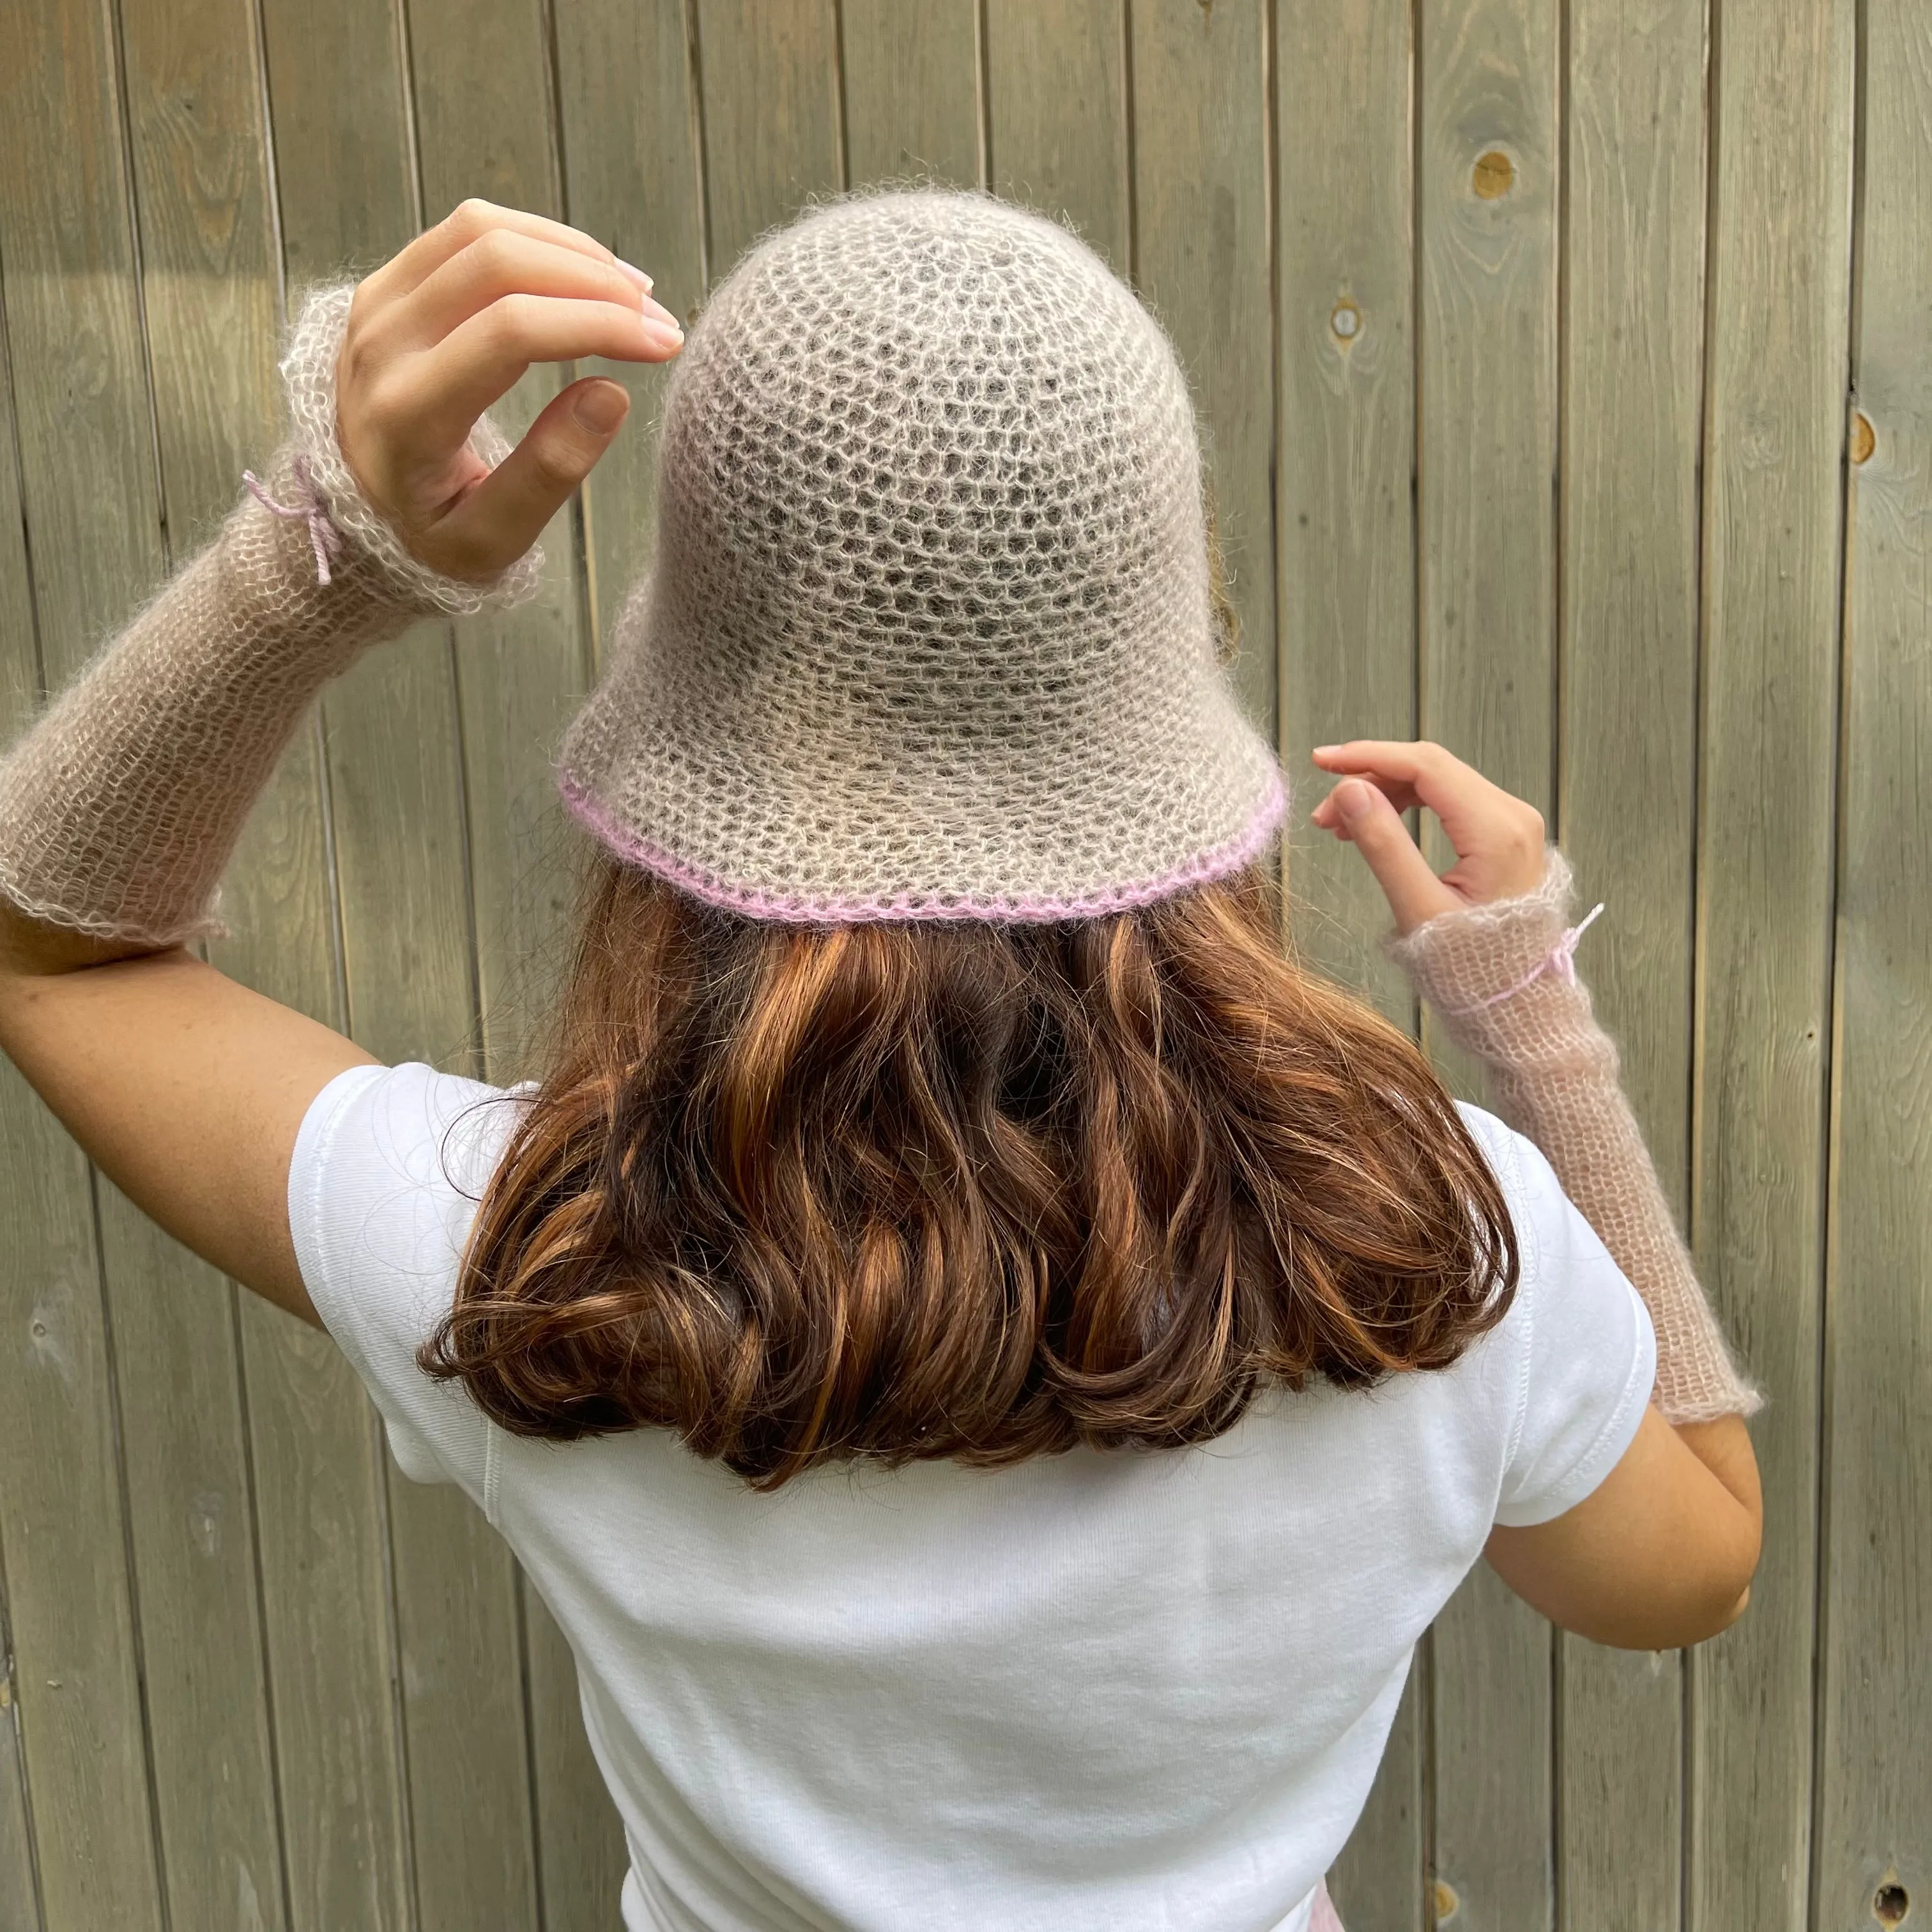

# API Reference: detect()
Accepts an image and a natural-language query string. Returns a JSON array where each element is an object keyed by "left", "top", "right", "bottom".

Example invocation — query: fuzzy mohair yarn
[{"left": 556, "top": 189, "right": 1285, "bottom": 923}]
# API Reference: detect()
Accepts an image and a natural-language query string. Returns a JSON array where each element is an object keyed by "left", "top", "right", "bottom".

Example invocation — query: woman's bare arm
[
  {"left": 1312, "top": 739, "right": 1764, "bottom": 1644},
  {"left": 0, "top": 916, "right": 369, "bottom": 1322},
  {"left": 1485, "top": 1409, "right": 1760, "bottom": 1649},
  {"left": 0, "top": 199, "right": 675, "bottom": 1322}
]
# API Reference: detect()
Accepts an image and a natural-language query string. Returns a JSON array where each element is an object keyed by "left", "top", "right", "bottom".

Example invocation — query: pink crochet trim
[
  {"left": 556, "top": 767, "right": 1287, "bottom": 925},
  {"left": 1439, "top": 899, "right": 1606, "bottom": 1015},
  {"left": 243, "top": 454, "right": 344, "bottom": 586}
]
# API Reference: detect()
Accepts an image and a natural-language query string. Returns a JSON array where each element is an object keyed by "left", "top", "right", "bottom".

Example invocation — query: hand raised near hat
[
  {"left": 1308, "top": 739, "right": 1548, "bottom": 933},
  {"left": 334, "top": 197, "right": 683, "bottom": 585}
]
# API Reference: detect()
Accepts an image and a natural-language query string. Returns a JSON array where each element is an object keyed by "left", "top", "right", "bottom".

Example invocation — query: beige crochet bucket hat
[{"left": 556, "top": 188, "right": 1284, "bottom": 923}]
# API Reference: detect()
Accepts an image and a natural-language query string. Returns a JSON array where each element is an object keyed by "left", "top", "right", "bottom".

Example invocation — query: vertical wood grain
[
  {"left": 1814, "top": 0, "right": 1931, "bottom": 1918},
  {"left": 1273, "top": 0, "right": 1418, "bottom": 1030},
  {"left": 0, "top": 6, "right": 1923, "bottom": 1923},
  {"left": 1276, "top": 4, "right": 1421, "bottom": 1908},
  {"left": 551, "top": 0, "right": 706, "bottom": 652},
  {"left": 0, "top": 1560, "right": 43, "bottom": 1932},
  {"left": 982, "top": 0, "right": 1128, "bottom": 271},
  {"left": 0, "top": 0, "right": 172, "bottom": 1922},
  {"left": 245, "top": 9, "right": 423, "bottom": 1924},
  {"left": 261, "top": 0, "right": 541, "bottom": 1923},
  {"left": 408, "top": 0, "right": 591, "bottom": 1085},
  {"left": 1130, "top": 0, "right": 1276, "bottom": 735},
  {"left": 0, "top": 231, "right": 50, "bottom": 1932},
  {"left": 694, "top": 0, "right": 843, "bottom": 274},
  {"left": 1554, "top": 0, "right": 1712, "bottom": 1923},
  {"left": 1416, "top": 0, "right": 1561, "bottom": 1925},
  {"left": 839, "top": 0, "right": 981, "bottom": 189},
  {"left": 1690, "top": 0, "right": 1855, "bottom": 1926},
  {"left": 111, "top": 0, "right": 355, "bottom": 1920},
  {"left": 119, "top": 15, "right": 409, "bottom": 1926}
]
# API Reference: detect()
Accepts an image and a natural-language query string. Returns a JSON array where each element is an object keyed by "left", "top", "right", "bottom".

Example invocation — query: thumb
[
  {"left": 1329, "top": 779, "right": 1461, "bottom": 933},
  {"left": 432, "top": 377, "right": 631, "bottom": 578}
]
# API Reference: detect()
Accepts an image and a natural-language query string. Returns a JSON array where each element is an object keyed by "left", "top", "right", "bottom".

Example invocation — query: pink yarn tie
[
  {"left": 242, "top": 452, "right": 343, "bottom": 585},
  {"left": 1449, "top": 900, "right": 1606, "bottom": 1013}
]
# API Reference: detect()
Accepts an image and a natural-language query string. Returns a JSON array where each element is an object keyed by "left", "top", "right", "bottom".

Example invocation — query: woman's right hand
[
  {"left": 334, "top": 198, "right": 686, "bottom": 584},
  {"left": 1308, "top": 740, "right": 1551, "bottom": 935}
]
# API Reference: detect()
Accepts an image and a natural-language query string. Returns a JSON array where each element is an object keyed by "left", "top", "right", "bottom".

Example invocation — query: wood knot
[
  {"left": 1432, "top": 1878, "right": 1460, "bottom": 1922},
  {"left": 1874, "top": 1881, "right": 1908, "bottom": 1927},
  {"left": 1850, "top": 410, "right": 1876, "bottom": 464},
  {"left": 1330, "top": 298, "right": 1362, "bottom": 342},
  {"left": 1472, "top": 150, "right": 1514, "bottom": 199}
]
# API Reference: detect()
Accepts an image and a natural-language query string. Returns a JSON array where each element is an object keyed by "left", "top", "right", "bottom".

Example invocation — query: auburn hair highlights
[{"left": 422, "top": 857, "right": 1519, "bottom": 1487}]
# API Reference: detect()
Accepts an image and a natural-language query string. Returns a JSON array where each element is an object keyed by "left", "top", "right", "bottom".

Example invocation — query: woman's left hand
[
  {"left": 1308, "top": 740, "right": 1549, "bottom": 934},
  {"left": 334, "top": 197, "right": 685, "bottom": 583}
]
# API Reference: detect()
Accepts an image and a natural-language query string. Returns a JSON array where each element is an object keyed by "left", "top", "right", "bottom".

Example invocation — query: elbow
[
  {"left": 1587, "top": 1584, "right": 1752, "bottom": 1652},
  {"left": 1615, "top": 1552, "right": 1759, "bottom": 1652}
]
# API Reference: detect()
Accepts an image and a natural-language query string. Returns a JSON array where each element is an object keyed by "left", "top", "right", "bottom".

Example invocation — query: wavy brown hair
[{"left": 421, "top": 857, "right": 1518, "bottom": 1488}]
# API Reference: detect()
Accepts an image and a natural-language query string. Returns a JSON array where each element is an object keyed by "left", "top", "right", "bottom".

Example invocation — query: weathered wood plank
[
  {"left": 553, "top": 0, "right": 707, "bottom": 654},
  {"left": 1689, "top": 1, "right": 1855, "bottom": 1927},
  {"left": 694, "top": 0, "right": 844, "bottom": 274},
  {"left": 261, "top": 0, "right": 540, "bottom": 1924},
  {"left": 120, "top": 27, "right": 405, "bottom": 1930},
  {"left": 1554, "top": 0, "right": 1712, "bottom": 1920},
  {"left": 238, "top": 1322, "right": 414, "bottom": 1932},
  {"left": 982, "top": 0, "right": 1128, "bottom": 271},
  {"left": 0, "top": 241, "right": 50, "bottom": 1932},
  {"left": 0, "top": 1084, "right": 156, "bottom": 1932},
  {"left": 1130, "top": 0, "right": 1275, "bottom": 735},
  {"left": 1815, "top": 0, "right": 1931, "bottom": 1917},
  {"left": 839, "top": 0, "right": 981, "bottom": 190},
  {"left": 0, "top": 1556, "right": 43, "bottom": 1932},
  {"left": 134, "top": 20, "right": 406, "bottom": 1918},
  {"left": 1415, "top": 0, "right": 1561, "bottom": 1924},
  {"left": 410, "top": 0, "right": 592, "bottom": 1085},
  {"left": 237, "top": 10, "right": 424, "bottom": 1928},
  {"left": 112, "top": 0, "right": 342, "bottom": 1921},
  {"left": 0, "top": 0, "right": 174, "bottom": 1922},
  {"left": 1273, "top": 0, "right": 1419, "bottom": 1036},
  {"left": 93, "top": 1183, "right": 289, "bottom": 1932}
]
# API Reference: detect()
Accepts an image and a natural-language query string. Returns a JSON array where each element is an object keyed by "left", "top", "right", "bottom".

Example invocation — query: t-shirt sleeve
[
  {"left": 287, "top": 1058, "right": 528, "bottom": 1503},
  {"left": 1456, "top": 1104, "right": 1659, "bottom": 1529}
]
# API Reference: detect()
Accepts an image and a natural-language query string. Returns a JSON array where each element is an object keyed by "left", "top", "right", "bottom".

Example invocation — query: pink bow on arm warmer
[
  {"left": 0, "top": 283, "right": 542, "bottom": 947},
  {"left": 1387, "top": 852, "right": 1763, "bottom": 1424}
]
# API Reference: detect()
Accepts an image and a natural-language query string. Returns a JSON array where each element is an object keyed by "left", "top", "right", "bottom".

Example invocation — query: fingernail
[
  {"left": 1335, "top": 779, "right": 1371, "bottom": 822},
  {"left": 641, "top": 317, "right": 684, "bottom": 351},
  {"left": 1312, "top": 744, "right": 1338, "bottom": 757},
  {"left": 574, "top": 381, "right": 629, "bottom": 433},
  {"left": 616, "top": 258, "right": 654, "bottom": 292},
  {"left": 640, "top": 294, "right": 681, "bottom": 329}
]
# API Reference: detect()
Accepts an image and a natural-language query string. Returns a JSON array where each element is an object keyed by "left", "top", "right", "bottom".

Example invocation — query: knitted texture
[
  {"left": 1388, "top": 852, "right": 1764, "bottom": 1423},
  {"left": 282, "top": 281, "right": 546, "bottom": 616},
  {"left": 557, "top": 189, "right": 1285, "bottom": 923},
  {"left": 0, "top": 289, "right": 540, "bottom": 945}
]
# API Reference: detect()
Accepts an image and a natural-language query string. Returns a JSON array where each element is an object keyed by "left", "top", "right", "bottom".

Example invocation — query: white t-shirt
[{"left": 290, "top": 1061, "right": 1655, "bottom": 1932}]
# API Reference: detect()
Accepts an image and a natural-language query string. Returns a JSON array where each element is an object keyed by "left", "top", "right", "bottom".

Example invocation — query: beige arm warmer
[
  {"left": 1388, "top": 852, "right": 1763, "bottom": 1423},
  {"left": 0, "top": 282, "right": 541, "bottom": 946}
]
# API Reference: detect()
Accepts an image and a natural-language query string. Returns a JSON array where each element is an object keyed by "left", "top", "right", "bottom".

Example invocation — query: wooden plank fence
[{"left": 0, "top": 1, "right": 1924, "bottom": 1926}]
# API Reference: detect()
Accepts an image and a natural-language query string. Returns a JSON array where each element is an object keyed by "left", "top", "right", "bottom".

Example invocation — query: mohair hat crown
[{"left": 556, "top": 188, "right": 1285, "bottom": 923}]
